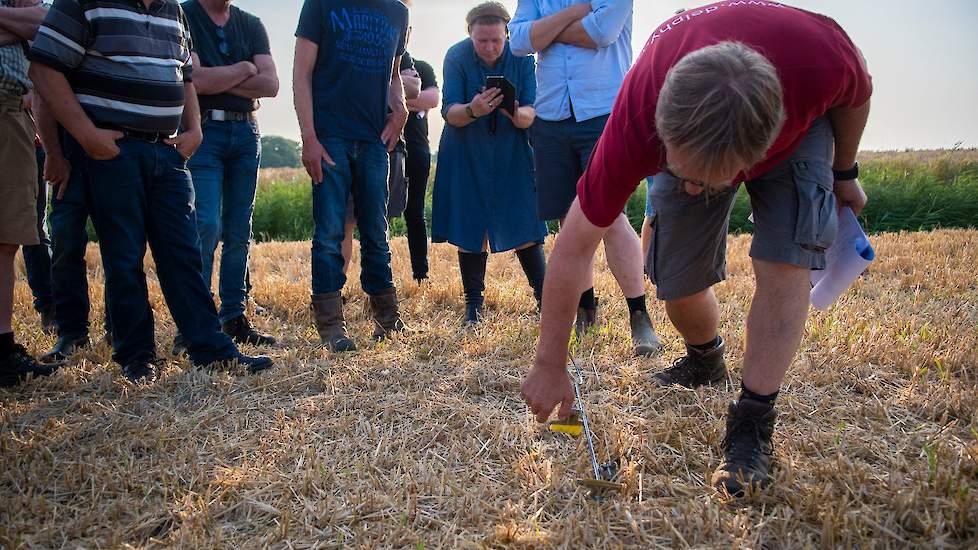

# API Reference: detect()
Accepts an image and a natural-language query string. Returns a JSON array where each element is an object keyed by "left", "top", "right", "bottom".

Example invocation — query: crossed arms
[
  {"left": 0, "top": 0, "right": 46, "bottom": 45},
  {"left": 509, "top": 0, "right": 632, "bottom": 55}
]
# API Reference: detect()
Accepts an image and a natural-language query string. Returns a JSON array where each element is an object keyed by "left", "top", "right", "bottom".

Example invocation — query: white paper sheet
[{"left": 810, "top": 207, "right": 875, "bottom": 310}]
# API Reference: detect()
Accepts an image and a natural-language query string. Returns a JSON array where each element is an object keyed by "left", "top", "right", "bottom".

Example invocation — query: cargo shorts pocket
[
  {"left": 645, "top": 214, "right": 658, "bottom": 284},
  {"left": 792, "top": 160, "right": 838, "bottom": 251}
]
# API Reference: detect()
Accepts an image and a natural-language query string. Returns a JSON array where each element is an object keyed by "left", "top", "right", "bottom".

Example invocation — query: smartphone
[{"left": 485, "top": 76, "right": 517, "bottom": 116}]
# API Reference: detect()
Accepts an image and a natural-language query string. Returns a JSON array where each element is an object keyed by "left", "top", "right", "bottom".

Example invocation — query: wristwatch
[
  {"left": 833, "top": 162, "right": 859, "bottom": 181},
  {"left": 465, "top": 105, "right": 478, "bottom": 119}
]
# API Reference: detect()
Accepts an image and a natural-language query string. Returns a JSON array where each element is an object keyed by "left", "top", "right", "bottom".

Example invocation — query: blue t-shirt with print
[{"left": 296, "top": 0, "right": 408, "bottom": 142}]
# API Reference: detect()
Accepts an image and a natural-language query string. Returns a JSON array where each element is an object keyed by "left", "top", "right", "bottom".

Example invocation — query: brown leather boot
[
  {"left": 311, "top": 292, "right": 356, "bottom": 352},
  {"left": 368, "top": 287, "right": 407, "bottom": 341},
  {"left": 711, "top": 398, "right": 777, "bottom": 496}
]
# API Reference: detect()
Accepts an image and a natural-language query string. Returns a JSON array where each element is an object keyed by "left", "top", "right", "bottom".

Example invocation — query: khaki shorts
[
  {"left": 0, "top": 97, "right": 38, "bottom": 246},
  {"left": 646, "top": 117, "right": 838, "bottom": 300}
]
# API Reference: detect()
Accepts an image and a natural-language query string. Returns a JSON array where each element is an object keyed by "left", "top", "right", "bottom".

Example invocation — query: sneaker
[
  {"left": 222, "top": 315, "right": 277, "bottom": 347},
  {"left": 630, "top": 310, "right": 664, "bottom": 357},
  {"left": 121, "top": 360, "right": 156, "bottom": 384},
  {"left": 40, "top": 334, "right": 89, "bottom": 364},
  {"left": 711, "top": 398, "right": 777, "bottom": 496},
  {"left": 575, "top": 298, "right": 598, "bottom": 338},
  {"left": 652, "top": 337, "right": 727, "bottom": 388},
  {"left": 0, "top": 345, "right": 59, "bottom": 387}
]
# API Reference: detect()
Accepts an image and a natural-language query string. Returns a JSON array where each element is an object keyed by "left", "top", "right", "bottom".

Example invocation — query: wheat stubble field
[{"left": 1, "top": 230, "right": 976, "bottom": 548}]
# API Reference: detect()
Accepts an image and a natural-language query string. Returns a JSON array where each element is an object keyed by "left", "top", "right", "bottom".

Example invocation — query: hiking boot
[
  {"left": 0, "top": 345, "right": 59, "bottom": 387},
  {"left": 575, "top": 298, "right": 598, "bottom": 338},
  {"left": 311, "top": 292, "right": 356, "bottom": 352},
  {"left": 711, "top": 398, "right": 777, "bottom": 496},
  {"left": 653, "top": 337, "right": 727, "bottom": 388},
  {"left": 122, "top": 360, "right": 156, "bottom": 384},
  {"left": 463, "top": 303, "right": 483, "bottom": 327},
  {"left": 630, "top": 310, "right": 664, "bottom": 357},
  {"left": 37, "top": 303, "right": 57, "bottom": 335},
  {"left": 222, "top": 314, "right": 277, "bottom": 347},
  {"left": 369, "top": 287, "right": 407, "bottom": 341},
  {"left": 41, "top": 334, "right": 89, "bottom": 364},
  {"left": 171, "top": 332, "right": 188, "bottom": 358},
  {"left": 203, "top": 353, "right": 275, "bottom": 375}
]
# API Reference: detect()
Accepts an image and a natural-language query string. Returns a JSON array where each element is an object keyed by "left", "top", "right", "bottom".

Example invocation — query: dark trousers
[
  {"left": 403, "top": 145, "right": 430, "bottom": 280},
  {"left": 67, "top": 134, "right": 237, "bottom": 366},
  {"left": 22, "top": 147, "right": 53, "bottom": 311}
]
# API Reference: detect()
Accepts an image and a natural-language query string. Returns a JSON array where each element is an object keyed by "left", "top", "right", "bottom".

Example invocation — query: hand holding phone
[{"left": 485, "top": 76, "right": 516, "bottom": 116}]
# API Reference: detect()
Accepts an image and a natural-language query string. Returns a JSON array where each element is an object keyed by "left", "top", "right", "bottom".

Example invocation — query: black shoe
[
  {"left": 575, "top": 300, "right": 598, "bottom": 338},
  {"left": 463, "top": 303, "right": 483, "bottom": 327},
  {"left": 171, "top": 332, "right": 188, "bottom": 358},
  {"left": 222, "top": 315, "right": 276, "bottom": 346},
  {"left": 37, "top": 303, "right": 57, "bottom": 335},
  {"left": 652, "top": 337, "right": 727, "bottom": 388},
  {"left": 203, "top": 353, "right": 274, "bottom": 375},
  {"left": 121, "top": 360, "right": 156, "bottom": 384},
  {"left": 711, "top": 398, "right": 777, "bottom": 496},
  {"left": 41, "top": 334, "right": 89, "bottom": 364},
  {"left": 0, "top": 345, "right": 59, "bottom": 387}
]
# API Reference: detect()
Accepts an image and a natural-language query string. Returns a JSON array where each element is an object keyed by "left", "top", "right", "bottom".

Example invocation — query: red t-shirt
[{"left": 577, "top": 1, "right": 873, "bottom": 227}]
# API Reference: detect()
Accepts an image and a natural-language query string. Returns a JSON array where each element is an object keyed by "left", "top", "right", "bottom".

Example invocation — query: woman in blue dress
[{"left": 432, "top": 2, "right": 548, "bottom": 326}]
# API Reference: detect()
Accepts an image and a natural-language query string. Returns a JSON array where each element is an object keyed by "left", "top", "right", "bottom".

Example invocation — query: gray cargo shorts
[{"left": 646, "top": 116, "right": 838, "bottom": 301}]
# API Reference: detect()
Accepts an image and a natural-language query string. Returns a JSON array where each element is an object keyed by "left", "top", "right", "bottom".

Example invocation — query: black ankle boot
[
  {"left": 458, "top": 251, "right": 487, "bottom": 326},
  {"left": 515, "top": 243, "right": 546, "bottom": 309}
]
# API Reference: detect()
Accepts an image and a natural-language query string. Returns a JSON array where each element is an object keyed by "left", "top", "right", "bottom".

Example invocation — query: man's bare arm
[
  {"left": 190, "top": 52, "right": 255, "bottom": 96},
  {"left": 227, "top": 54, "right": 280, "bottom": 99},
  {"left": 0, "top": 5, "right": 46, "bottom": 41},
  {"left": 33, "top": 92, "right": 62, "bottom": 158},
  {"left": 0, "top": 27, "right": 20, "bottom": 45},
  {"left": 401, "top": 71, "right": 421, "bottom": 100},
  {"left": 407, "top": 86, "right": 439, "bottom": 112},
  {"left": 828, "top": 99, "right": 870, "bottom": 172},
  {"left": 555, "top": 20, "right": 597, "bottom": 49},
  {"left": 30, "top": 63, "right": 101, "bottom": 145},
  {"left": 529, "top": 3, "right": 591, "bottom": 52},
  {"left": 382, "top": 55, "right": 408, "bottom": 150}
]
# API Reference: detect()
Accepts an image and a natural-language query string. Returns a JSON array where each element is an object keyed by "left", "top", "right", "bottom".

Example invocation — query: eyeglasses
[
  {"left": 664, "top": 166, "right": 708, "bottom": 191},
  {"left": 216, "top": 27, "right": 230, "bottom": 57}
]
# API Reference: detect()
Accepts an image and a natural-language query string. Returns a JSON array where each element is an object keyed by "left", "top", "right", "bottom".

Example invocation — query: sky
[{"left": 233, "top": 0, "right": 978, "bottom": 151}]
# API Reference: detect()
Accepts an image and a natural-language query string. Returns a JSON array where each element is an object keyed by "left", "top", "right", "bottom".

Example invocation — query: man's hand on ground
[{"left": 521, "top": 363, "right": 575, "bottom": 423}]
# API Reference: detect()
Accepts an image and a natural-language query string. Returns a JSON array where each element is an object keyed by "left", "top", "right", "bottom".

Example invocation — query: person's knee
[
  {"left": 752, "top": 258, "right": 809, "bottom": 287},
  {"left": 665, "top": 287, "right": 713, "bottom": 309}
]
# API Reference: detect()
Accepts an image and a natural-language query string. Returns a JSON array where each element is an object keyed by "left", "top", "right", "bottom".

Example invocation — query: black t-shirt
[
  {"left": 183, "top": 0, "right": 271, "bottom": 113},
  {"left": 296, "top": 0, "right": 408, "bottom": 142},
  {"left": 404, "top": 58, "right": 438, "bottom": 153}
]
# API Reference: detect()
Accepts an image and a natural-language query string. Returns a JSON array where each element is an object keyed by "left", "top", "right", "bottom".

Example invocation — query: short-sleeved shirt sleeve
[
  {"left": 179, "top": 8, "right": 194, "bottom": 82},
  {"left": 295, "top": 0, "right": 324, "bottom": 44},
  {"left": 415, "top": 59, "right": 438, "bottom": 91},
  {"left": 440, "top": 48, "right": 466, "bottom": 117},
  {"left": 28, "top": 0, "right": 92, "bottom": 73}
]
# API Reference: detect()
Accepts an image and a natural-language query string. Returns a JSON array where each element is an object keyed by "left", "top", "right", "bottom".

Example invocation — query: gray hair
[{"left": 655, "top": 42, "right": 786, "bottom": 177}]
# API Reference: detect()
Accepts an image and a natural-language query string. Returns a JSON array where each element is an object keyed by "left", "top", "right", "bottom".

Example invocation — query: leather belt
[{"left": 204, "top": 109, "right": 256, "bottom": 122}]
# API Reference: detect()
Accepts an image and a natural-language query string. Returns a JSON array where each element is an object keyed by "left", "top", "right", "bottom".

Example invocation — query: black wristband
[{"left": 833, "top": 162, "right": 859, "bottom": 181}]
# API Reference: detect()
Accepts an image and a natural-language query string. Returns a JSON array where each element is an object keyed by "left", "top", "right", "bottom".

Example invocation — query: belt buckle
[{"left": 211, "top": 110, "right": 227, "bottom": 122}]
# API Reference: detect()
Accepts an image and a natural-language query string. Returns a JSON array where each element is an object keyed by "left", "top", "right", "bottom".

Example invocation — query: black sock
[
  {"left": 0, "top": 332, "right": 14, "bottom": 358},
  {"left": 689, "top": 336, "right": 721, "bottom": 351},
  {"left": 579, "top": 287, "right": 596, "bottom": 309},
  {"left": 626, "top": 294, "right": 647, "bottom": 314},
  {"left": 740, "top": 383, "right": 779, "bottom": 404},
  {"left": 458, "top": 251, "right": 487, "bottom": 307},
  {"left": 515, "top": 243, "right": 547, "bottom": 303}
]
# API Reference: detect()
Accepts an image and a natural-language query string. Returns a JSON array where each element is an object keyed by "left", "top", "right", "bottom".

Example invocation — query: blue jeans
[
  {"left": 311, "top": 138, "right": 393, "bottom": 295},
  {"left": 49, "top": 140, "right": 95, "bottom": 339},
  {"left": 22, "top": 147, "right": 53, "bottom": 311},
  {"left": 72, "top": 134, "right": 237, "bottom": 366},
  {"left": 187, "top": 119, "right": 260, "bottom": 323}
]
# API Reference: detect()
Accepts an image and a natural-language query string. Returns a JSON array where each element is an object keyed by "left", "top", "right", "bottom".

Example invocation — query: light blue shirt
[{"left": 509, "top": 0, "right": 632, "bottom": 123}]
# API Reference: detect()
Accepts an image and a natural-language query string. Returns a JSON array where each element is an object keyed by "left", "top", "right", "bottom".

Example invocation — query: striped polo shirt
[{"left": 28, "top": 0, "right": 194, "bottom": 134}]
